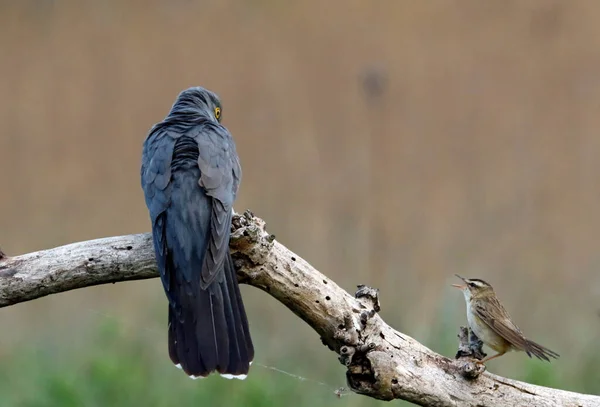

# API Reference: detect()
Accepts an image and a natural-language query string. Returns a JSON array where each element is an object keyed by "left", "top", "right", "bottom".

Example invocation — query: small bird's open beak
[{"left": 452, "top": 274, "right": 467, "bottom": 289}]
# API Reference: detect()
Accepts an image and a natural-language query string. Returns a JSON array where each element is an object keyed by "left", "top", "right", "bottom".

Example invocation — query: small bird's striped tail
[{"left": 524, "top": 339, "right": 559, "bottom": 362}]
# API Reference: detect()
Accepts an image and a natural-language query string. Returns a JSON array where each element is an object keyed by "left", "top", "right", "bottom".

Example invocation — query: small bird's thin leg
[{"left": 481, "top": 351, "right": 506, "bottom": 363}]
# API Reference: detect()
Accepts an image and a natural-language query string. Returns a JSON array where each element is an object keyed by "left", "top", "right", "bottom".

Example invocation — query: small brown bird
[{"left": 453, "top": 274, "right": 559, "bottom": 363}]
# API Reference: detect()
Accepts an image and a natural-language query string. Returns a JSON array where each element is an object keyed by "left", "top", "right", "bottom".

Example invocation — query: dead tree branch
[{"left": 0, "top": 211, "right": 597, "bottom": 406}]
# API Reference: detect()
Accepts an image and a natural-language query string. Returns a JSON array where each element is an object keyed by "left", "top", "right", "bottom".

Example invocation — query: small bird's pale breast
[{"left": 466, "top": 300, "right": 511, "bottom": 353}]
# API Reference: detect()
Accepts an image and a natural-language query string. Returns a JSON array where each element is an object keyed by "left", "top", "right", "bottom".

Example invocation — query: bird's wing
[
  {"left": 193, "top": 124, "right": 241, "bottom": 287},
  {"left": 474, "top": 297, "right": 559, "bottom": 361},
  {"left": 473, "top": 296, "right": 529, "bottom": 351},
  {"left": 141, "top": 123, "right": 241, "bottom": 292},
  {"left": 140, "top": 128, "right": 175, "bottom": 299}
]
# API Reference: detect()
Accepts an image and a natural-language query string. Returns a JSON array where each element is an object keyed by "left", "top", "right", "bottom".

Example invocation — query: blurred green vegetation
[
  {"left": 0, "top": 310, "right": 597, "bottom": 407},
  {"left": 0, "top": 316, "right": 373, "bottom": 407}
]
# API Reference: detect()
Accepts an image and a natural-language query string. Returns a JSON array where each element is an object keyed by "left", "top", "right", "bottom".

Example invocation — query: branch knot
[
  {"left": 455, "top": 326, "right": 487, "bottom": 379},
  {"left": 230, "top": 210, "right": 275, "bottom": 266},
  {"left": 355, "top": 284, "right": 380, "bottom": 312}
]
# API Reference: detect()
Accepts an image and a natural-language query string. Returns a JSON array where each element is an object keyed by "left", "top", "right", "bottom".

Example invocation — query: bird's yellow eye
[{"left": 214, "top": 107, "right": 221, "bottom": 120}]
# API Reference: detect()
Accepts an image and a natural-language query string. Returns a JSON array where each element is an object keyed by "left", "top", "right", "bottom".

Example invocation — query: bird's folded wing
[
  {"left": 474, "top": 298, "right": 528, "bottom": 351},
  {"left": 193, "top": 126, "right": 241, "bottom": 287}
]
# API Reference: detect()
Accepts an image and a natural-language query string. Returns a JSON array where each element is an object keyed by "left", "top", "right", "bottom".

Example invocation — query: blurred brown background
[{"left": 1, "top": 0, "right": 599, "bottom": 399}]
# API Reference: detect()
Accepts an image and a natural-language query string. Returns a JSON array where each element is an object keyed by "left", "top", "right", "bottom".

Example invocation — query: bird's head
[
  {"left": 168, "top": 86, "right": 223, "bottom": 124},
  {"left": 452, "top": 274, "right": 494, "bottom": 301}
]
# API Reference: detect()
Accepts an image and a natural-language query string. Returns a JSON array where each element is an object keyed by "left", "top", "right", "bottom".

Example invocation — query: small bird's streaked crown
[
  {"left": 453, "top": 274, "right": 494, "bottom": 293},
  {"left": 464, "top": 278, "right": 491, "bottom": 289}
]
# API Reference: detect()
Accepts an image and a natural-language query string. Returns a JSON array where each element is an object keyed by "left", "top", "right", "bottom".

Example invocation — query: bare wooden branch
[{"left": 0, "top": 211, "right": 597, "bottom": 406}]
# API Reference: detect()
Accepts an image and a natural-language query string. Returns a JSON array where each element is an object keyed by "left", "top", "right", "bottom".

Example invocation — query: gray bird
[{"left": 141, "top": 87, "right": 254, "bottom": 379}]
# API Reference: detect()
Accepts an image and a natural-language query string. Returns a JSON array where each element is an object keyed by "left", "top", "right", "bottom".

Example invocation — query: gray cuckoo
[{"left": 141, "top": 87, "right": 254, "bottom": 379}]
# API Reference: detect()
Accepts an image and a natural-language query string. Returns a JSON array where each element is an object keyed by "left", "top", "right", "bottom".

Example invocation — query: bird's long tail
[
  {"left": 524, "top": 339, "right": 560, "bottom": 362},
  {"left": 167, "top": 253, "right": 254, "bottom": 379}
]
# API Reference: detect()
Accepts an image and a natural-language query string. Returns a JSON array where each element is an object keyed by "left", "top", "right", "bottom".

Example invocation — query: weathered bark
[{"left": 0, "top": 211, "right": 597, "bottom": 406}]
